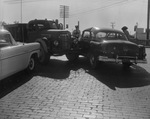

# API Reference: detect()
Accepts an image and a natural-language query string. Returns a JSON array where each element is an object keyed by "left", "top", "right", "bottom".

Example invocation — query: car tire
[
  {"left": 66, "top": 53, "right": 79, "bottom": 62},
  {"left": 89, "top": 54, "right": 98, "bottom": 69},
  {"left": 39, "top": 44, "right": 50, "bottom": 64},
  {"left": 26, "top": 56, "right": 36, "bottom": 73}
]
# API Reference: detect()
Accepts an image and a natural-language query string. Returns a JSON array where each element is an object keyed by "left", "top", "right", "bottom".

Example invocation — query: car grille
[
  {"left": 50, "top": 33, "right": 71, "bottom": 53},
  {"left": 59, "top": 34, "right": 71, "bottom": 50}
]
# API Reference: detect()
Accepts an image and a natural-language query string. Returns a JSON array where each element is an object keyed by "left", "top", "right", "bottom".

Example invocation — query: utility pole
[
  {"left": 20, "top": 0, "right": 24, "bottom": 43},
  {"left": 21, "top": 0, "right": 22, "bottom": 23},
  {"left": 78, "top": 21, "right": 80, "bottom": 28},
  {"left": 147, "top": 0, "right": 150, "bottom": 40},
  {"left": 111, "top": 22, "right": 115, "bottom": 29}
]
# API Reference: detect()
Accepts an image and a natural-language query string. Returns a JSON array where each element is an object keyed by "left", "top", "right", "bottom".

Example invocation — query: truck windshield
[{"left": 36, "top": 21, "right": 58, "bottom": 30}]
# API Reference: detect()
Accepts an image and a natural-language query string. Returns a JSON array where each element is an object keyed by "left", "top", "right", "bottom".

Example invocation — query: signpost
[{"left": 60, "top": 5, "right": 69, "bottom": 29}]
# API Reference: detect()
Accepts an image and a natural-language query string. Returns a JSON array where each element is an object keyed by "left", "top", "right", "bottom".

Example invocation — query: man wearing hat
[
  {"left": 121, "top": 26, "right": 130, "bottom": 40},
  {"left": 72, "top": 25, "right": 81, "bottom": 38}
]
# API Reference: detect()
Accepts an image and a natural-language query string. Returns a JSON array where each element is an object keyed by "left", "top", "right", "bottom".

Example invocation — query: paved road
[{"left": 0, "top": 49, "right": 150, "bottom": 119}]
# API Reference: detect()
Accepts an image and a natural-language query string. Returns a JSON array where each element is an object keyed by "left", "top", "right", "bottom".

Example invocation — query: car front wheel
[{"left": 26, "top": 56, "right": 35, "bottom": 73}]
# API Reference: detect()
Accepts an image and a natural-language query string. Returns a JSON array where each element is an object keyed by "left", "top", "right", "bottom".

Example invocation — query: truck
[{"left": 4, "top": 19, "right": 78, "bottom": 64}]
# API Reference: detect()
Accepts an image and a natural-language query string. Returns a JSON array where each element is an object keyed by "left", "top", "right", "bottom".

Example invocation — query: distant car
[
  {"left": 0, "top": 29, "right": 40, "bottom": 80},
  {"left": 78, "top": 27, "right": 147, "bottom": 68}
]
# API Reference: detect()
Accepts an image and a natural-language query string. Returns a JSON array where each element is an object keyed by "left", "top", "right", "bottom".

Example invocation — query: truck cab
[{"left": 27, "top": 19, "right": 59, "bottom": 43}]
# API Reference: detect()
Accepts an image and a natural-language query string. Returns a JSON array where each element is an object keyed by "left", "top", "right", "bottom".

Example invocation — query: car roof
[
  {"left": 83, "top": 27, "right": 100, "bottom": 32},
  {"left": 0, "top": 28, "right": 11, "bottom": 35},
  {"left": 83, "top": 27, "right": 123, "bottom": 34}
]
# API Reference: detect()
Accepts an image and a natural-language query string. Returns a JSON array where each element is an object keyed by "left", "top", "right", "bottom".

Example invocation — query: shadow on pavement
[
  {"left": 35, "top": 59, "right": 71, "bottom": 80},
  {"left": 87, "top": 62, "right": 150, "bottom": 90},
  {"left": 35, "top": 56, "right": 90, "bottom": 80},
  {"left": 0, "top": 71, "right": 34, "bottom": 99},
  {"left": 38, "top": 56, "right": 150, "bottom": 91},
  {"left": 0, "top": 57, "right": 85, "bottom": 99},
  {"left": 0, "top": 56, "right": 150, "bottom": 98}
]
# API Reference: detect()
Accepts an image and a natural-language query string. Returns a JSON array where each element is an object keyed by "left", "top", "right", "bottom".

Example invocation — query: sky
[{"left": 0, "top": 0, "right": 148, "bottom": 34}]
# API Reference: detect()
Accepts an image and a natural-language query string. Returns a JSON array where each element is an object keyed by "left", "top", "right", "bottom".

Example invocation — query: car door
[
  {"left": 1, "top": 44, "right": 28, "bottom": 78},
  {"left": 79, "top": 31, "right": 91, "bottom": 54}
]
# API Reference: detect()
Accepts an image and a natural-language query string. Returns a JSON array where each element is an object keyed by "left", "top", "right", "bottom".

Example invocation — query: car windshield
[
  {"left": 95, "top": 31, "right": 127, "bottom": 41},
  {"left": 0, "top": 33, "right": 12, "bottom": 44}
]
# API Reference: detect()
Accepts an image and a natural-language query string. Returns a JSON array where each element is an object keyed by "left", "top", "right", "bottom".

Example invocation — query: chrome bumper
[{"left": 98, "top": 56, "right": 147, "bottom": 64}]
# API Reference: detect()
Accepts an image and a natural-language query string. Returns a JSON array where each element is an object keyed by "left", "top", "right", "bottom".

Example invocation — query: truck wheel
[
  {"left": 39, "top": 44, "right": 50, "bottom": 64},
  {"left": 89, "top": 54, "right": 98, "bottom": 69},
  {"left": 66, "top": 53, "right": 79, "bottom": 62}
]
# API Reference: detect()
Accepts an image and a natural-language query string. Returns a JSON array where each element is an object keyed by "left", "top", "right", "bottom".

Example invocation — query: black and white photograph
[{"left": 0, "top": 0, "right": 150, "bottom": 119}]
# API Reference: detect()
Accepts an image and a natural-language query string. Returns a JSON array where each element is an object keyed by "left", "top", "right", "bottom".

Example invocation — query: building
[{"left": 135, "top": 28, "right": 150, "bottom": 46}]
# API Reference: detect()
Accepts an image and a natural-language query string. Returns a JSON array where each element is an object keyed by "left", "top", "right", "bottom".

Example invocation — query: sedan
[
  {"left": 78, "top": 27, "right": 147, "bottom": 68},
  {"left": 0, "top": 29, "right": 40, "bottom": 80}
]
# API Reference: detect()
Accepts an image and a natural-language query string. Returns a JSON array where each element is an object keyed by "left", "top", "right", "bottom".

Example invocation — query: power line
[
  {"left": 3, "top": 0, "right": 140, "bottom": 18},
  {"left": 69, "top": 0, "right": 127, "bottom": 17},
  {"left": 69, "top": 0, "right": 138, "bottom": 17},
  {"left": 70, "top": 0, "right": 115, "bottom": 15},
  {"left": 4, "top": 0, "right": 54, "bottom": 4},
  {"left": 3, "top": 0, "right": 128, "bottom": 18}
]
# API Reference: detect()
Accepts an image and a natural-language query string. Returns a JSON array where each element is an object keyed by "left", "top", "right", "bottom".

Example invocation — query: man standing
[
  {"left": 121, "top": 26, "right": 130, "bottom": 40},
  {"left": 72, "top": 25, "right": 81, "bottom": 38}
]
